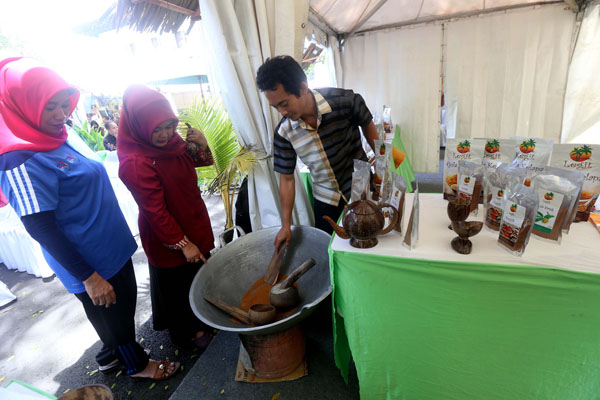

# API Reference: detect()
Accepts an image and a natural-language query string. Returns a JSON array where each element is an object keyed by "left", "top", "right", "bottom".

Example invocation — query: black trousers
[
  {"left": 75, "top": 259, "right": 149, "bottom": 375},
  {"left": 314, "top": 198, "right": 347, "bottom": 234},
  {"left": 149, "top": 256, "right": 210, "bottom": 346}
]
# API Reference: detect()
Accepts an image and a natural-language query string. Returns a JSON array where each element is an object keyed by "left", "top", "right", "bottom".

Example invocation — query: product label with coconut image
[
  {"left": 534, "top": 190, "right": 564, "bottom": 233},
  {"left": 499, "top": 203, "right": 526, "bottom": 245},
  {"left": 458, "top": 174, "right": 476, "bottom": 200}
]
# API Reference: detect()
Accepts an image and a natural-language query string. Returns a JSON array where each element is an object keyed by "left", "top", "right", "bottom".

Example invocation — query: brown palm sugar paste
[{"left": 233, "top": 276, "right": 297, "bottom": 325}]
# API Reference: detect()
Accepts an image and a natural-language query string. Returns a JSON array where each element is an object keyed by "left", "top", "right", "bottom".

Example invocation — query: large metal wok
[{"left": 189, "top": 226, "right": 332, "bottom": 335}]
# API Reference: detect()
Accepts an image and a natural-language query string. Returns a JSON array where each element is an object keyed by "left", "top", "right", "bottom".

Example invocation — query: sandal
[
  {"left": 131, "top": 360, "right": 180, "bottom": 381},
  {"left": 100, "top": 348, "right": 150, "bottom": 374}
]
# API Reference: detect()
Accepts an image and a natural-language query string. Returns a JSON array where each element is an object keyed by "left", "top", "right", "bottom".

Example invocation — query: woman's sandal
[{"left": 131, "top": 360, "right": 180, "bottom": 381}]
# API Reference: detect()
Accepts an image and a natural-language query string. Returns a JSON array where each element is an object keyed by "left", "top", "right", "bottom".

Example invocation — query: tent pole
[
  {"left": 346, "top": 0, "right": 388, "bottom": 38},
  {"left": 308, "top": 7, "right": 338, "bottom": 36}
]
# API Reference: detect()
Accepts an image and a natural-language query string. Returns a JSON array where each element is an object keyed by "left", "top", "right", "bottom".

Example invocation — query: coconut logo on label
[
  {"left": 519, "top": 139, "right": 536, "bottom": 154},
  {"left": 570, "top": 145, "right": 592, "bottom": 162},
  {"left": 563, "top": 145, "right": 593, "bottom": 170},
  {"left": 485, "top": 140, "right": 499, "bottom": 154}
]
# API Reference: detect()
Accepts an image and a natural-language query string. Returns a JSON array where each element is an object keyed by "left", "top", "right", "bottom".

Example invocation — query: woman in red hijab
[
  {"left": 0, "top": 58, "right": 179, "bottom": 380},
  {"left": 118, "top": 85, "right": 215, "bottom": 349}
]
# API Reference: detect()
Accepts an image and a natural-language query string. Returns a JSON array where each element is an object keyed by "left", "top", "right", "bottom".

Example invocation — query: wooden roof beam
[{"left": 132, "top": 0, "right": 200, "bottom": 19}]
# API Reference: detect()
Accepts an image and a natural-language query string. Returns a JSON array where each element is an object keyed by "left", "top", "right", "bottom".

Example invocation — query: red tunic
[{"left": 119, "top": 150, "right": 214, "bottom": 268}]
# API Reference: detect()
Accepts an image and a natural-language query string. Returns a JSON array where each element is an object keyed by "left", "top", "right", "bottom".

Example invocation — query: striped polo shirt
[{"left": 273, "top": 88, "right": 373, "bottom": 206}]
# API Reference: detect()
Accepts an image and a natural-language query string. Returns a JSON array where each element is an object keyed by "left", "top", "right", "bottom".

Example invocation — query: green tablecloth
[
  {"left": 328, "top": 193, "right": 600, "bottom": 400},
  {"left": 329, "top": 252, "right": 600, "bottom": 400},
  {"left": 391, "top": 125, "right": 415, "bottom": 193},
  {"left": 300, "top": 170, "right": 314, "bottom": 208}
]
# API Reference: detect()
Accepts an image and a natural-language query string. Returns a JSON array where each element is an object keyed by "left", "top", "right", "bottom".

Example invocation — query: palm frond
[
  {"left": 73, "top": 121, "right": 105, "bottom": 151},
  {"left": 178, "top": 97, "right": 240, "bottom": 175},
  {"left": 207, "top": 146, "right": 259, "bottom": 195}
]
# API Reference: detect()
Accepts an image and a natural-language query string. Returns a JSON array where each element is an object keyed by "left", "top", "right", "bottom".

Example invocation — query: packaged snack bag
[
  {"left": 352, "top": 159, "right": 371, "bottom": 202},
  {"left": 549, "top": 144, "right": 600, "bottom": 222},
  {"left": 382, "top": 105, "right": 393, "bottom": 134},
  {"left": 483, "top": 164, "right": 527, "bottom": 232},
  {"left": 482, "top": 138, "right": 518, "bottom": 173},
  {"left": 531, "top": 173, "right": 579, "bottom": 244},
  {"left": 540, "top": 166, "right": 584, "bottom": 233},
  {"left": 443, "top": 138, "right": 485, "bottom": 200},
  {"left": 477, "top": 138, "right": 517, "bottom": 204},
  {"left": 388, "top": 173, "right": 407, "bottom": 233},
  {"left": 511, "top": 137, "right": 554, "bottom": 186},
  {"left": 497, "top": 184, "right": 539, "bottom": 257},
  {"left": 373, "top": 140, "right": 392, "bottom": 201},
  {"left": 403, "top": 186, "right": 419, "bottom": 250},
  {"left": 458, "top": 160, "right": 485, "bottom": 215}
]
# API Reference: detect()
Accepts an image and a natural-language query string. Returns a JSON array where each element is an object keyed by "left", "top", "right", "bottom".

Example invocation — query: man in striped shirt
[{"left": 256, "top": 56, "right": 379, "bottom": 252}]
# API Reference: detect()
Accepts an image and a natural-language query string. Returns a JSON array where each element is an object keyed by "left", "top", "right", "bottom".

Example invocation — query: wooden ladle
[
  {"left": 269, "top": 258, "right": 316, "bottom": 309},
  {"left": 264, "top": 245, "right": 286, "bottom": 286},
  {"left": 204, "top": 294, "right": 276, "bottom": 326}
]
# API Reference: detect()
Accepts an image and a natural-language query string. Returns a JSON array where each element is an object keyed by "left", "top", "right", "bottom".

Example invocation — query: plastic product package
[
  {"left": 531, "top": 173, "right": 579, "bottom": 244},
  {"left": 458, "top": 160, "right": 485, "bottom": 215},
  {"left": 540, "top": 166, "right": 584, "bottom": 233},
  {"left": 352, "top": 159, "right": 371, "bottom": 202},
  {"left": 511, "top": 137, "right": 554, "bottom": 186},
  {"left": 373, "top": 140, "right": 392, "bottom": 201},
  {"left": 549, "top": 144, "right": 600, "bottom": 223},
  {"left": 388, "top": 173, "right": 407, "bottom": 233},
  {"left": 403, "top": 186, "right": 420, "bottom": 250},
  {"left": 483, "top": 163, "right": 527, "bottom": 232},
  {"left": 443, "top": 138, "right": 485, "bottom": 200},
  {"left": 497, "top": 184, "right": 539, "bottom": 257}
]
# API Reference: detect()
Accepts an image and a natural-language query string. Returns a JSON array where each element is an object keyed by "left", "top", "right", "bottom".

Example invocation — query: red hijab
[
  {"left": 117, "top": 85, "right": 186, "bottom": 163},
  {"left": 0, "top": 57, "right": 80, "bottom": 206}
]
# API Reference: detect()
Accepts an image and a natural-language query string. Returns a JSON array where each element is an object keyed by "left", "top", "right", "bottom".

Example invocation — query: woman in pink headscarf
[
  {"left": 0, "top": 58, "right": 179, "bottom": 380},
  {"left": 118, "top": 85, "right": 215, "bottom": 349}
]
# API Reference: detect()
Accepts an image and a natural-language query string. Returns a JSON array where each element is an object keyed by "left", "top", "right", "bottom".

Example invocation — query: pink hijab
[
  {"left": 0, "top": 57, "right": 80, "bottom": 206},
  {"left": 117, "top": 85, "right": 186, "bottom": 163}
]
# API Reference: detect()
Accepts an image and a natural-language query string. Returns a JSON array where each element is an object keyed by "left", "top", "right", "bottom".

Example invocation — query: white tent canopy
[{"left": 310, "top": 0, "right": 564, "bottom": 35}]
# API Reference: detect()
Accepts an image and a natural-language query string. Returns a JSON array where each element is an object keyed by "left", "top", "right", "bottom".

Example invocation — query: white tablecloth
[
  {"left": 331, "top": 193, "right": 600, "bottom": 274},
  {"left": 0, "top": 206, "right": 54, "bottom": 278},
  {"left": 0, "top": 280, "right": 16, "bottom": 307}
]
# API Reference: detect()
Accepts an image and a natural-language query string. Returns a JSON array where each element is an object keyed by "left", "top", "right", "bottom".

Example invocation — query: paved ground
[{"left": 0, "top": 194, "right": 227, "bottom": 399}]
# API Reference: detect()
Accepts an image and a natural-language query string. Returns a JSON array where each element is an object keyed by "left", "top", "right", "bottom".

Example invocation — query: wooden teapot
[{"left": 324, "top": 200, "right": 398, "bottom": 248}]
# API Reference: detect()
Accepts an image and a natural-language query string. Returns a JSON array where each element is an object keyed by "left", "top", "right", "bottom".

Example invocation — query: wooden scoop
[
  {"left": 264, "top": 245, "right": 286, "bottom": 286},
  {"left": 269, "top": 258, "right": 316, "bottom": 309},
  {"left": 204, "top": 294, "right": 276, "bottom": 326}
]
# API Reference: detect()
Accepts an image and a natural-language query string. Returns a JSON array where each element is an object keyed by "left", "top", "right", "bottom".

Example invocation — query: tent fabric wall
[
  {"left": 445, "top": 4, "right": 575, "bottom": 141},
  {"left": 198, "top": 0, "right": 313, "bottom": 231},
  {"left": 342, "top": 24, "right": 443, "bottom": 173},
  {"left": 561, "top": 1, "right": 600, "bottom": 144}
]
